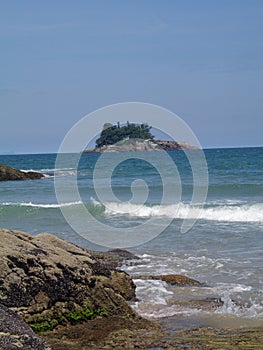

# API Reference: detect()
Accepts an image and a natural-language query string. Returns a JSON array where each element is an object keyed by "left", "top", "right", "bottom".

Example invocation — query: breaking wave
[
  {"left": 1, "top": 200, "right": 262, "bottom": 223},
  {"left": 1, "top": 201, "right": 82, "bottom": 208},
  {"left": 104, "top": 202, "right": 263, "bottom": 223}
]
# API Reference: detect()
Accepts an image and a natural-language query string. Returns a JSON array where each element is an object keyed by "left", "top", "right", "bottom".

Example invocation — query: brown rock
[
  {"left": 135, "top": 274, "right": 202, "bottom": 286},
  {"left": 92, "top": 248, "right": 140, "bottom": 269},
  {"left": 0, "top": 164, "right": 44, "bottom": 181},
  {"left": 0, "top": 228, "right": 136, "bottom": 329},
  {"left": 160, "top": 274, "right": 202, "bottom": 286}
]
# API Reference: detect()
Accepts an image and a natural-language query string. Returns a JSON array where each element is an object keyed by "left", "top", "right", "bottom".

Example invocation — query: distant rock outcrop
[
  {"left": 84, "top": 139, "right": 198, "bottom": 153},
  {"left": 0, "top": 164, "right": 44, "bottom": 181},
  {"left": 154, "top": 140, "right": 198, "bottom": 151},
  {"left": 0, "top": 228, "right": 136, "bottom": 333}
]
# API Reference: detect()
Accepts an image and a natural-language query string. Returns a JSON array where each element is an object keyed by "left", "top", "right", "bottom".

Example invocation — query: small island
[{"left": 84, "top": 122, "right": 198, "bottom": 153}]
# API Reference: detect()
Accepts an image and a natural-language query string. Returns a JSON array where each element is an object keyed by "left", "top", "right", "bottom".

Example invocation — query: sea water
[{"left": 0, "top": 147, "right": 263, "bottom": 329}]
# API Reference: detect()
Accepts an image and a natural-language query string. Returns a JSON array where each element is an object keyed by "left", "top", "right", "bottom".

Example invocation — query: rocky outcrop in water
[
  {"left": 136, "top": 274, "right": 202, "bottom": 286},
  {"left": 84, "top": 139, "right": 198, "bottom": 153},
  {"left": 0, "top": 303, "right": 50, "bottom": 350},
  {"left": 0, "top": 228, "right": 136, "bottom": 333},
  {"left": 92, "top": 248, "right": 140, "bottom": 269},
  {"left": 0, "top": 164, "right": 44, "bottom": 181}
]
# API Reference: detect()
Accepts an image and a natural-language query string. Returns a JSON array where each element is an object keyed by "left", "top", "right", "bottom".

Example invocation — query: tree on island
[{"left": 95, "top": 122, "right": 154, "bottom": 148}]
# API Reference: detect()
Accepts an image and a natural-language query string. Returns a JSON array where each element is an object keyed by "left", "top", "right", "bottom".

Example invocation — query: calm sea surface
[{"left": 0, "top": 147, "right": 263, "bottom": 329}]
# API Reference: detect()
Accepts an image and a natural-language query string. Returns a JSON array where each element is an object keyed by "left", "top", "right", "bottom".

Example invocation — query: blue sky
[{"left": 0, "top": 0, "right": 262, "bottom": 153}]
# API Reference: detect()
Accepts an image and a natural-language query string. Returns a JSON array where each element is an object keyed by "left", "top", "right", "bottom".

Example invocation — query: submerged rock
[
  {"left": 0, "top": 164, "right": 44, "bottom": 181},
  {"left": 136, "top": 274, "right": 202, "bottom": 286},
  {"left": 0, "top": 228, "right": 136, "bottom": 331},
  {"left": 171, "top": 326, "right": 263, "bottom": 349},
  {"left": 0, "top": 303, "right": 50, "bottom": 350}
]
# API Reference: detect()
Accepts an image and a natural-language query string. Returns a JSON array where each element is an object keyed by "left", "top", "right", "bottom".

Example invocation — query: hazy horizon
[{"left": 1, "top": 1, "right": 262, "bottom": 154}]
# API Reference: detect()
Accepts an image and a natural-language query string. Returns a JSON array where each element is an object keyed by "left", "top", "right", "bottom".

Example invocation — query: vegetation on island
[{"left": 95, "top": 122, "right": 154, "bottom": 148}]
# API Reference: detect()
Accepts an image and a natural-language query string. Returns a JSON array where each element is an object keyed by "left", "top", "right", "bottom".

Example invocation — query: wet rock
[
  {"left": 93, "top": 248, "right": 140, "bottom": 269},
  {"left": 43, "top": 315, "right": 161, "bottom": 350},
  {"left": 167, "top": 297, "right": 224, "bottom": 312},
  {"left": 107, "top": 248, "right": 139, "bottom": 260},
  {"left": 136, "top": 274, "right": 202, "bottom": 286},
  {"left": 160, "top": 274, "right": 202, "bottom": 286},
  {"left": 0, "top": 164, "right": 44, "bottom": 181},
  {"left": 0, "top": 303, "right": 50, "bottom": 350},
  {"left": 0, "top": 228, "right": 136, "bottom": 330},
  {"left": 171, "top": 326, "right": 263, "bottom": 349}
]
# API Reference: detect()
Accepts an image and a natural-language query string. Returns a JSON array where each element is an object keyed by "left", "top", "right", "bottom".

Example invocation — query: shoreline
[{"left": 0, "top": 228, "right": 262, "bottom": 349}]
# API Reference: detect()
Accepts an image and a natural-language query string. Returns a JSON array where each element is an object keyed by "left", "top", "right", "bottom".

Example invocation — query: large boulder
[
  {"left": 0, "top": 228, "right": 136, "bottom": 332},
  {"left": 0, "top": 303, "right": 50, "bottom": 350},
  {"left": 0, "top": 164, "right": 44, "bottom": 181}
]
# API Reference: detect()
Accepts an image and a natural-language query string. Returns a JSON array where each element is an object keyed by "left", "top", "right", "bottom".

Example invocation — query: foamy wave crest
[
  {"left": 1, "top": 201, "right": 82, "bottom": 208},
  {"left": 20, "top": 168, "right": 78, "bottom": 177},
  {"left": 20, "top": 169, "right": 40, "bottom": 173},
  {"left": 215, "top": 291, "right": 263, "bottom": 318},
  {"left": 131, "top": 278, "right": 263, "bottom": 319},
  {"left": 52, "top": 168, "right": 77, "bottom": 177},
  {"left": 104, "top": 202, "right": 263, "bottom": 223}
]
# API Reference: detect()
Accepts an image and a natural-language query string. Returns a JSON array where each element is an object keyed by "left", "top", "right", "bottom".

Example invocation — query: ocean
[{"left": 0, "top": 147, "right": 263, "bottom": 330}]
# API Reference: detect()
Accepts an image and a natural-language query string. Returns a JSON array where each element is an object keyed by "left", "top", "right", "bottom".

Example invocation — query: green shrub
[{"left": 95, "top": 122, "right": 154, "bottom": 148}]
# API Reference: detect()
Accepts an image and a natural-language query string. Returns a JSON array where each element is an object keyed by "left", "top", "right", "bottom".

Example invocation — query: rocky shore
[
  {"left": 84, "top": 139, "right": 198, "bottom": 153},
  {"left": 0, "top": 228, "right": 262, "bottom": 349},
  {"left": 0, "top": 164, "right": 44, "bottom": 181}
]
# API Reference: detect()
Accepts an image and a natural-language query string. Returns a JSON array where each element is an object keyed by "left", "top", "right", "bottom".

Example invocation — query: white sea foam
[
  {"left": 20, "top": 167, "right": 78, "bottom": 177},
  {"left": 133, "top": 279, "right": 173, "bottom": 305},
  {"left": 1, "top": 201, "right": 82, "bottom": 208},
  {"left": 130, "top": 277, "right": 263, "bottom": 319},
  {"left": 215, "top": 291, "right": 263, "bottom": 318},
  {"left": 20, "top": 169, "right": 40, "bottom": 173},
  {"left": 104, "top": 202, "right": 263, "bottom": 223}
]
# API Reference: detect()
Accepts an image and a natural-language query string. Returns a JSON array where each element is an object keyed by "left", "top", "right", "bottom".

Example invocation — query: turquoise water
[{"left": 0, "top": 147, "right": 263, "bottom": 327}]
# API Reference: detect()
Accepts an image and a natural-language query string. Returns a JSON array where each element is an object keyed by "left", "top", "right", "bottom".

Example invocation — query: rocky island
[{"left": 83, "top": 122, "right": 198, "bottom": 153}]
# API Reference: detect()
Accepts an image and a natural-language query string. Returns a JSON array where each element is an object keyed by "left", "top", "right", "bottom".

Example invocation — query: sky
[{"left": 0, "top": 0, "right": 262, "bottom": 154}]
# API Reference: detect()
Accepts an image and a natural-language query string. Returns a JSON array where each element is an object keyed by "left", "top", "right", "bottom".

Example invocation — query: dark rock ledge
[{"left": 0, "top": 164, "right": 44, "bottom": 181}]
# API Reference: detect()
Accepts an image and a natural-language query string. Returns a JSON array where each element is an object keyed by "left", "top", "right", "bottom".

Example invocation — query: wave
[
  {"left": 1, "top": 201, "right": 82, "bottom": 208},
  {"left": 131, "top": 278, "right": 263, "bottom": 319},
  {"left": 20, "top": 168, "right": 77, "bottom": 177},
  {"left": 104, "top": 202, "right": 263, "bottom": 223},
  {"left": 1, "top": 200, "right": 262, "bottom": 223}
]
